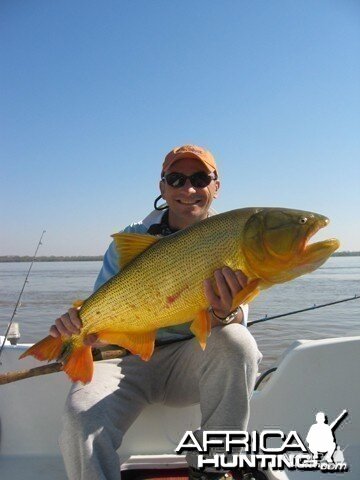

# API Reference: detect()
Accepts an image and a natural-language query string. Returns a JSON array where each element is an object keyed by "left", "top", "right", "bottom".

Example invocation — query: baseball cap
[{"left": 162, "top": 144, "right": 218, "bottom": 176}]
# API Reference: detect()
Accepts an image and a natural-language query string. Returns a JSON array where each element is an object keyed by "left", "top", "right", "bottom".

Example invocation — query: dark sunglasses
[{"left": 162, "top": 171, "right": 217, "bottom": 188}]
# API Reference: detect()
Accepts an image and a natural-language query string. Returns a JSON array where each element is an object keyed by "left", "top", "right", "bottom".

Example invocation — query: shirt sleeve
[
  {"left": 93, "top": 240, "right": 119, "bottom": 292},
  {"left": 240, "top": 303, "right": 249, "bottom": 327}
]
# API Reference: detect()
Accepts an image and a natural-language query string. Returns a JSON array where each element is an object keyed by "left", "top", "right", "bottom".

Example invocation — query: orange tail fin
[
  {"left": 20, "top": 335, "right": 94, "bottom": 384},
  {"left": 19, "top": 335, "right": 63, "bottom": 362}
]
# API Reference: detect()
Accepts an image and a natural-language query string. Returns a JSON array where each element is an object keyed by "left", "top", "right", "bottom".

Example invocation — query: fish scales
[{"left": 80, "top": 209, "right": 253, "bottom": 335}]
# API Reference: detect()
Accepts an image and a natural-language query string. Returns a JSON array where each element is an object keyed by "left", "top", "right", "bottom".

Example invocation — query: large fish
[{"left": 20, "top": 208, "right": 339, "bottom": 383}]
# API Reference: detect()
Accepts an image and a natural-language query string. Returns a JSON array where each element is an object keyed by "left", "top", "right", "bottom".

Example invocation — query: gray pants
[{"left": 59, "top": 324, "right": 262, "bottom": 480}]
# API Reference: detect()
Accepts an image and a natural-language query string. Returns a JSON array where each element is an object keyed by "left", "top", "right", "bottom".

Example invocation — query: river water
[{"left": 0, "top": 257, "right": 359, "bottom": 372}]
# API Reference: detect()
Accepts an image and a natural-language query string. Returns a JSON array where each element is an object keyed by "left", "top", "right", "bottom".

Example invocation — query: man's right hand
[{"left": 49, "top": 308, "right": 106, "bottom": 347}]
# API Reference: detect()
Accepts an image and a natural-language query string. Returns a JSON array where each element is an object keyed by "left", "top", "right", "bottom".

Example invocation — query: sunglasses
[{"left": 162, "top": 171, "right": 217, "bottom": 188}]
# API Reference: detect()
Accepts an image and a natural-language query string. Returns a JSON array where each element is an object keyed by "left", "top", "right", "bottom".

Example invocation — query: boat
[{"left": 0, "top": 334, "right": 359, "bottom": 480}]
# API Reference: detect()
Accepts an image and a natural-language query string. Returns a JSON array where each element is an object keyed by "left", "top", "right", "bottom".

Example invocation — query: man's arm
[{"left": 93, "top": 240, "right": 120, "bottom": 292}]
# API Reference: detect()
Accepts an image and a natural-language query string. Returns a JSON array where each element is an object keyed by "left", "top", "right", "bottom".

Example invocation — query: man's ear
[
  {"left": 213, "top": 180, "right": 220, "bottom": 199},
  {"left": 159, "top": 180, "right": 165, "bottom": 198}
]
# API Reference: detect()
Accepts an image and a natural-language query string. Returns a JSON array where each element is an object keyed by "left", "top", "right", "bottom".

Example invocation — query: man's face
[{"left": 159, "top": 157, "right": 220, "bottom": 229}]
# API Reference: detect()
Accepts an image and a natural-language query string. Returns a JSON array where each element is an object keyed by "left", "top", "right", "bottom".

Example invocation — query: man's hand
[
  {"left": 49, "top": 308, "right": 82, "bottom": 338},
  {"left": 49, "top": 308, "right": 106, "bottom": 347},
  {"left": 204, "top": 267, "right": 248, "bottom": 326}
]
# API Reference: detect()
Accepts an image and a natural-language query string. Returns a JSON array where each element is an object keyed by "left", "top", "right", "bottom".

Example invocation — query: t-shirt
[{"left": 93, "top": 208, "right": 249, "bottom": 343}]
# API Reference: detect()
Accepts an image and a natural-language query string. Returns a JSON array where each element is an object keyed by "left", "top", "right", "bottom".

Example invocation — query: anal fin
[
  {"left": 96, "top": 330, "right": 156, "bottom": 361},
  {"left": 190, "top": 310, "right": 211, "bottom": 350},
  {"left": 63, "top": 344, "right": 93, "bottom": 384}
]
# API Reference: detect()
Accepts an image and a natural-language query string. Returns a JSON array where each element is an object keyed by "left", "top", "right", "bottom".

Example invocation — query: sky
[{"left": 1, "top": 0, "right": 359, "bottom": 255}]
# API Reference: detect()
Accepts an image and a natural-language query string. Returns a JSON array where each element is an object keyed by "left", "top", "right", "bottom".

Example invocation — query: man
[{"left": 50, "top": 145, "right": 262, "bottom": 480}]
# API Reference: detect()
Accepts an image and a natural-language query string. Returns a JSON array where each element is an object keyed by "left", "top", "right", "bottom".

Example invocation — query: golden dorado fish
[{"left": 20, "top": 208, "right": 339, "bottom": 384}]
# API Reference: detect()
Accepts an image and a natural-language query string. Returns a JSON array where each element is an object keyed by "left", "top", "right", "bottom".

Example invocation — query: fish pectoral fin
[
  {"left": 190, "top": 310, "right": 211, "bottom": 350},
  {"left": 231, "top": 279, "right": 261, "bottom": 310},
  {"left": 96, "top": 330, "right": 156, "bottom": 361},
  {"left": 111, "top": 232, "right": 160, "bottom": 268}
]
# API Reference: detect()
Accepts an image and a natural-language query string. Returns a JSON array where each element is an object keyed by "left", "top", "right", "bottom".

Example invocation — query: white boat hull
[{"left": 1, "top": 335, "right": 359, "bottom": 479}]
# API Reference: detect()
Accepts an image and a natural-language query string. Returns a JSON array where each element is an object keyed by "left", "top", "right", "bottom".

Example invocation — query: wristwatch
[{"left": 210, "top": 306, "right": 241, "bottom": 325}]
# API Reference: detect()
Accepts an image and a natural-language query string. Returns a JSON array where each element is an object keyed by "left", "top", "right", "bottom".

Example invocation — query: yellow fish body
[{"left": 21, "top": 207, "right": 339, "bottom": 383}]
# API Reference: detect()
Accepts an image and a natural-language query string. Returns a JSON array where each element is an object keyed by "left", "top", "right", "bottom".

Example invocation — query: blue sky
[{"left": 1, "top": 0, "right": 359, "bottom": 255}]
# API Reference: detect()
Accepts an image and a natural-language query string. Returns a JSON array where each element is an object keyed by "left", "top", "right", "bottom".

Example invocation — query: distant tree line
[
  {"left": 0, "top": 256, "right": 104, "bottom": 262},
  {"left": 0, "top": 252, "right": 359, "bottom": 262}
]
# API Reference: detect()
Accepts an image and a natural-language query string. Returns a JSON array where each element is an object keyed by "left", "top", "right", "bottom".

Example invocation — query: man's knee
[
  {"left": 60, "top": 393, "right": 104, "bottom": 440},
  {"left": 209, "top": 323, "right": 262, "bottom": 365},
  {"left": 60, "top": 389, "right": 126, "bottom": 448},
  {"left": 61, "top": 396, "right": 86, "bottom": 438}
]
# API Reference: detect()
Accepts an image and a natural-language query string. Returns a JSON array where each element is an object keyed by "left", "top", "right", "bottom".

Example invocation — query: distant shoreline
[
  {"left": 0, "top": 252, "right": 359, "bottom": 262},
  {"left": 0, "top": 256, "right": 104, "bottom": 263}
]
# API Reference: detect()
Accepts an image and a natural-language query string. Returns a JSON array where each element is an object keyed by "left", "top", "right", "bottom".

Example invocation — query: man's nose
[{"left": 181, "top": 178, "right": 196, "bottom": 192}]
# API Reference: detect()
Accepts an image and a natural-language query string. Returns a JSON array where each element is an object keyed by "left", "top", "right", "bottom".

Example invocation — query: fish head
[{"left": 242, "top": 208, "right": 340, "bottom": 283}]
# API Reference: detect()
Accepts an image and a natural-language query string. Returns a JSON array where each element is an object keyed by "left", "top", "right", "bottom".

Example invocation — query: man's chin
[{"left": 183, "top": 208, "right": 208, "bottom": 224}]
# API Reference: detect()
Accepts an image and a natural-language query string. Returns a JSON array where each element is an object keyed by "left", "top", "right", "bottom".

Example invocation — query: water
[{"left": 0, "top": 257, "right": 359, "bottom": 372}]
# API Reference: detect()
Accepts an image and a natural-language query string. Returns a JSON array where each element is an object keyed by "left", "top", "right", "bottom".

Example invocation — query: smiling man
[
  {"left": 53, "top": 145, "right": 262, "bottom": 480},
  {"left": 159, "top": 146, "right": 220, "bottom": 229}
]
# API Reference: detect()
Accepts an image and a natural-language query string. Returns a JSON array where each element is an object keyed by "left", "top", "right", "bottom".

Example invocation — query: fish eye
[{"left": 299, "top": 217, "right": 308, "bottom": 224}]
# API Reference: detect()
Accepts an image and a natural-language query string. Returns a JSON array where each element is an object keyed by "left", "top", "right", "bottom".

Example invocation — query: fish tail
[
  {"left": 20, "top": 335, "right": 94, "bottom": 384},
  {"left": 19, "top": 335, "right": 63, "bottom": 362}
]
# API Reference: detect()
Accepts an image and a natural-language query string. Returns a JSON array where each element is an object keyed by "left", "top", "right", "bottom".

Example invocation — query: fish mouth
[
  {"left": 302, "top": 217, "right": 340, "bottom": 264},
  {"left": 304, "top": 237, "right": 340, "bottom": 258}
]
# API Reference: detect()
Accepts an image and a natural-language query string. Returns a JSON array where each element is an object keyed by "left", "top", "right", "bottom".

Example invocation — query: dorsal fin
[{"left": 111, "top": 232, "right": 160, "bottom": 268}]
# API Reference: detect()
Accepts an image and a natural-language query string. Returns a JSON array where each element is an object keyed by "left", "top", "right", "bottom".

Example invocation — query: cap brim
[{"left": 164, "top": 153, "right": 213, "bottom": 173}]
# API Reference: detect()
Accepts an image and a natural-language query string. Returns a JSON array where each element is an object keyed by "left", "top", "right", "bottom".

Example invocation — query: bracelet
[{"left": 209, "top": 306, "right": 241, "bottom": 325}]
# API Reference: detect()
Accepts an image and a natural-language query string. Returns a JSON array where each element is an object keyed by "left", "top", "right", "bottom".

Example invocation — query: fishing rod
[
  {"left": 248, "top": 294, "right": 359, "bottom": 327},
  {"left": 0, "top": 230, "right": 46, "bottom": 363}
]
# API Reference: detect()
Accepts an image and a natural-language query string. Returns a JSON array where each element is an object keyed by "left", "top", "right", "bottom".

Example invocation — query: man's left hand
[{"left": 204, "top": 267, "right": 248, "bottom": 326}]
